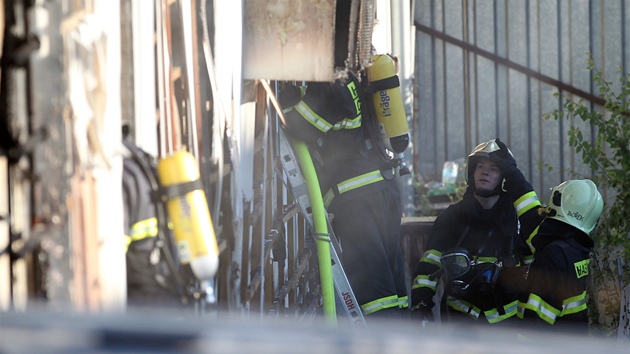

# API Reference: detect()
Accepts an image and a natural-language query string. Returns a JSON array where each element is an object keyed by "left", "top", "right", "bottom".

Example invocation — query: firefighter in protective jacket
[
  {"left": 411, "top": 139, "right": 532, "bottom": 325},
  {"left": 490, "top": 139, "right": 603, "bottom": 334},
  {"left": 278, "top": 75, "right": 409, "bottom": 321}
]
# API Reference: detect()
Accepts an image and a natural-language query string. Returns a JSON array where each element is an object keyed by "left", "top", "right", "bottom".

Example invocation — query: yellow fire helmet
[{"left": 547, "top": 179, "right": 604, "bottom": 235}]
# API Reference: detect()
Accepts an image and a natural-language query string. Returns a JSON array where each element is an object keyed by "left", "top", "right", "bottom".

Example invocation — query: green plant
[
  {"left": 412, "top": 175, "right": 466, "bottom": 217},
  {"left": 545, "top": 55, "right": 630, "bottom": 338},
  {"left": 412, "top": 177, "right": 434, "bottom": 216}
]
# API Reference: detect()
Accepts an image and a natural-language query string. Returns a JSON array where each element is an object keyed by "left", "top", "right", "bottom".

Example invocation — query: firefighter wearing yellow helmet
[{"left": 490, "top": 139, "right": 603, "bottom": 335}]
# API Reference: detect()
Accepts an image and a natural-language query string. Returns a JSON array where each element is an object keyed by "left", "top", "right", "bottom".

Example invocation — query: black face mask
[
  {"left": 446, "top": 264, "right": 500, "bottom": 299},
  {"left": 441, "top": 248, "right": 501, "bottom": 299}
]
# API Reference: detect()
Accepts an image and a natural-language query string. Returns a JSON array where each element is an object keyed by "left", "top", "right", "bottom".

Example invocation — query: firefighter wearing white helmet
[
  {"left": 490, "top": 139, "right": 604, "bottom": 335},
  {"left": 546, "top": 179, "right": 603, "bottom": 235}
]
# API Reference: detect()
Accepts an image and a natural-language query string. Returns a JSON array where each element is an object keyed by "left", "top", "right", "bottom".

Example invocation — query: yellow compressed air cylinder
[
  {"left": 367, "top": 54, "right": 410, "bottom": 154},
  {"left": 157, "top": 151, "right": 218, "bottom": 280}
]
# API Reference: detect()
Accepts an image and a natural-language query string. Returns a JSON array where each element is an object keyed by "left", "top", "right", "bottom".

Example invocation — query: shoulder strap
[
  {"left": 352, "top": 70, "right": 394, "bottom": 167},
  {"left": 454, "top": 225, "right": 471, "bottom": 248}
]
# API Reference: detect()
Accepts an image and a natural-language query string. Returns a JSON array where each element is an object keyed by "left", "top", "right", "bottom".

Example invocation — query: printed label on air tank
[
  {"left": 379, "top": 91, "right": 391, "bottom": 117},
  {"left": 178, "top": 241, "right": 191, "bottom": 263}
]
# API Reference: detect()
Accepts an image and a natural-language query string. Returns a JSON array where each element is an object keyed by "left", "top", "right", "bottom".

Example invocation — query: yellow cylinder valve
[{"left": 156, "top": 150, "right": 219, "bottom": 281}]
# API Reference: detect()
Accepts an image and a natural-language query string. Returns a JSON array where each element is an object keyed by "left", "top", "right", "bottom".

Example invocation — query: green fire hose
[{"left": 292, "top": 140, "right": 337, "bottom": 325}]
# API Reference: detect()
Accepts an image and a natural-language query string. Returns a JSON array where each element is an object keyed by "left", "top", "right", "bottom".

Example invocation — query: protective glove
[
  {"left": 410, "top": 290, "right": 435, "bottom": 323},
  {"left": 490, "top": 138, "right": 517, "bottom": 178},
  {"left": 413, "top": 303, "right": 434, "bottom": 323}
]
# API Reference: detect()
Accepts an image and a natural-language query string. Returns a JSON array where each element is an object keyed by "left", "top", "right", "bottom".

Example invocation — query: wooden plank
[{"left": 243, "top": 0, "right": 336, "bottom": 82}]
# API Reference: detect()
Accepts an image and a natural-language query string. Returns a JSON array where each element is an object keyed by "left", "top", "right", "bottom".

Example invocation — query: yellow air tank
[
  {"left": 366, "top": 54, "right": 410, "bottom": 154},
  {"left": 157, "top": 150, "right": 219, "bottom": 280}
]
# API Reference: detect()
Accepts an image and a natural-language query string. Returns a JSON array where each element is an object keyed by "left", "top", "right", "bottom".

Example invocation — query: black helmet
[{"left": 465, "top": 139, "right": 513, "bottom": 196}]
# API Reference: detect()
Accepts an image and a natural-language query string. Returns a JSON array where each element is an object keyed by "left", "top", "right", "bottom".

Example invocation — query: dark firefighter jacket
[
  {"left": 503, "top": 168, "right": 594, "bottom": 334},
  {"left": 278, "top": 79, "right": 393, "bottom": 210},
  {"left": 412, "top": 186, "right": 533, "bottom": 323}
]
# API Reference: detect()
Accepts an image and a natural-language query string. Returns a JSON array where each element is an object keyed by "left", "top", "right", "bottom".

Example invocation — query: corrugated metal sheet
[{"left": 412, "top": 0, "right": 628, "bottom": 200}]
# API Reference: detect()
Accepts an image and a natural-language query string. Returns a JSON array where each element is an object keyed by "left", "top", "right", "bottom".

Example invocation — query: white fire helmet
[{"left": 546, "top": 179, "right": 603, "bottom": 235}]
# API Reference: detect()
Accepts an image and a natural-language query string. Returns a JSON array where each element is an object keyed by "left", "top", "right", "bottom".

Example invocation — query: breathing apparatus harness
[
  {"left": 361, "top": 55, "right": 411, "bottom": 176},
  {"left": 305, "top": 69, "right": 398, "bottom": 180},
  {"left": 346, "top": 71, "right": 395, "bottom": 178},
  {"left": 279, "top": 60, "right": 409, "bottom": 208},
  {"left": 124, "top": 140, "right": 221, "bottom": 306},
  {"left": 123, "top": 140, "right": 188, "bottom": 300}
]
